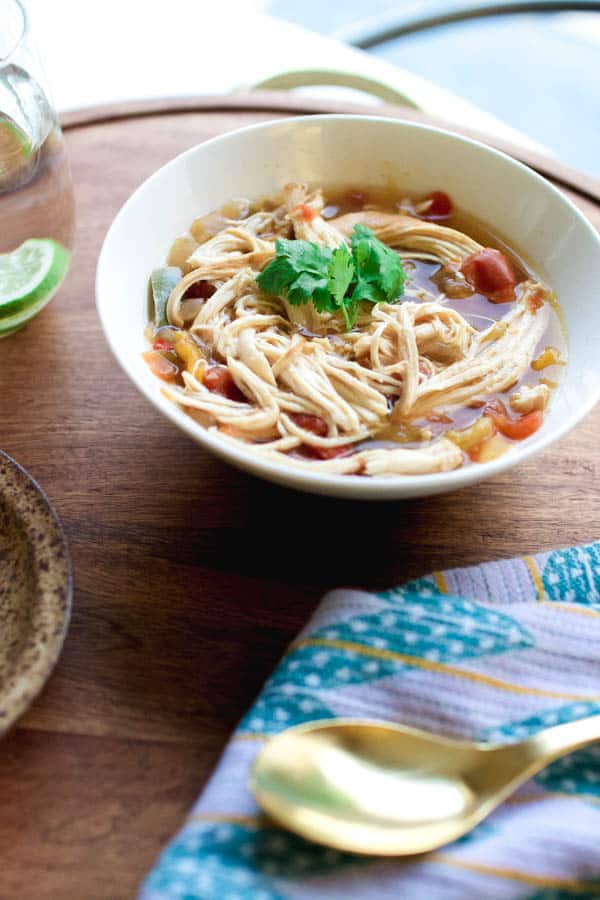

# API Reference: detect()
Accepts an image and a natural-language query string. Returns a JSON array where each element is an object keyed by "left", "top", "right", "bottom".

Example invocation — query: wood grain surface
[{"left": 1, "top": 94, "right": 598, "bottom": 900}]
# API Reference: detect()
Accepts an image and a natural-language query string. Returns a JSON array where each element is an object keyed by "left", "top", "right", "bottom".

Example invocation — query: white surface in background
[
  {"left": 559, "top": 11, "right": 600, "bottom": 44},
  {"left": 22, "top": 0, "right": 543, "bottom": 151},
  {"left": 26, "top": 0, "right": 275, "bottom": 108}
]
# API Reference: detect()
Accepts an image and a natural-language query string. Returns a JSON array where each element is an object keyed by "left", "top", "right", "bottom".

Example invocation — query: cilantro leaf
[
  {"left": 287, "top": 271, "right": 330, "bottom": 310},
  {"left": 351, "top": 275, "right": 386, "bottom": 305},
  {"left": 257, "top": 238, "right": 333, "bottom": 309},
  {"left": 256, "top": 223, "right": 405, "bottom": 331},
  {"left": 327, "top": 245, "right": 356, "bottom": 329},
  {"left": 256, "top": 255, "right": 297, "bottom": 295},
  {"left": 274, "top": 238, "right": 332, "bottom": 276},
  {"left": 327, "top": 244, "right": 355, "bottom": 311},
  {"left": 351, "top": 224, "right": 406, "bottom": 302}
]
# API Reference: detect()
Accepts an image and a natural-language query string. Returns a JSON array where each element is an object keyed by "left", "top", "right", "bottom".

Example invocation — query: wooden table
[{"left": 1, "top": 94, "right": 599, "bottom": 900}]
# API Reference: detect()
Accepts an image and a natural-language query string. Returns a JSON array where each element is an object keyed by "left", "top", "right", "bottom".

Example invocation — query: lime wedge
[
  {"left": 0, "top": 292, "right": 59, "bottom": 337},
  {"left": 0, "top": 238, "right": 70, "bottom": 322}
]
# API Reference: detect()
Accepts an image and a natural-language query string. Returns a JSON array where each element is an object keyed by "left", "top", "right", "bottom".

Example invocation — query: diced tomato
[
  {"left": 485, "top": 400, "right": 543, "bottom": 441},
  {"left": 304, "top": 444, "right": 353, "bottom": 460},
  {"left": 289, "top": 413, "right": 328, "bottom": 436},
  {"left": 183, "top": 280, "right": 216, "bottom": 300},
  {"left": 499, "top": 410, "right": 543, "bottom": 440},
  {"left": 142, "top": 350, "right": 179, "bottom": 382},
  {"left": 290, "top": 413, "right": 353, "bottom": 457},
  {"left": 298, "top": 203, "right": 317, "bottom": 222},
  {"left": 204, "top": 365, "right": 246, "bottom": 402},
  {"left": 420, "top": 190, "right": 452, "bottom": 221},
  {"left": 460, "top": 248, "right": 516, "bottom": 303},
  {"left": 152, "top": 338, "right": 175, "bottom": 352}
]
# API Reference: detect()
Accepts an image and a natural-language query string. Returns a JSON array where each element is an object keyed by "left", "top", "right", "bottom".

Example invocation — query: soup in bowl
[{"left": 96, "top": 116, "right": 600, "bottom": 499}]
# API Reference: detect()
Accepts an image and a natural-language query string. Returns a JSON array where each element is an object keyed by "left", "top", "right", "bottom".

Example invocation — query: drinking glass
[{"left": 0, "top": 0, "right": 75, "bottom": 336}]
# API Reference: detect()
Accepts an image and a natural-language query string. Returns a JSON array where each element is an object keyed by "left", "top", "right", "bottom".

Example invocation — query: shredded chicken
[
  {"left": 401, "top": 282, "right": 549, "bottom": 420},
  {"left": 283, "top": 183, "right": 347, "bottom": 248},
  {"left": 155, "top": 182, "right": 560, "bottom": 477},
  {"left": 334, "top": 209, "right": 481, "bottom": 265},
  {"left": 186, "top": 227, "right": 275, "bottom": 277}
]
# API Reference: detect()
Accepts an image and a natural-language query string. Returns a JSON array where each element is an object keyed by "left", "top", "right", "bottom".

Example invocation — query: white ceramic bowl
[{"left": 96, "top": 115, "right": 600, "bottom": 500}]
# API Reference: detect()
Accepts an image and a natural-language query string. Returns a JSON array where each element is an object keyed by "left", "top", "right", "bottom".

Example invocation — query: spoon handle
[{"left": 526, "top": 712, "right": 600, "bottom": 763}]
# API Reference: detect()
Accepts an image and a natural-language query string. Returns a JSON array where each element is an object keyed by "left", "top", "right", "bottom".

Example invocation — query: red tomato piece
[
  {"left": 142, "top": 350, "right": 178, "bottom": 382},
  {"left": 204, "top": 366, "right": 246, "bottom": 402},
  {"left": 485, "top": 400, "right": 543, "bottom": 441},
  {"left": 153, "top": 338, "right": 175, "bottom": 352},
  {"left": 298, "top": 203, "right": 317, "bottom": 222},
  {"left": 420, "top": 190, "right": 452, "bottom": 221},
  {"left": 183, "top": 280, "right": 216, "bottom": 300},
  {"left": 497, "top": 410, "right": 543, "bottom": 440},
  {"left": 460, "top": 248, "right": 516, "bottom": 303},
  {"left": 307, "top": 444, "right": 353, "bottom": 460},
  {"left": 289, "top": 413, "right": 328, "bottom": 436}
]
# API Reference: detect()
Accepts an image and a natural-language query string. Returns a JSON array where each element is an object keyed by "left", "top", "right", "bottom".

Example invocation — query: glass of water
[{"left": 0, "top": 0, "right": 75, "bottom": 336}]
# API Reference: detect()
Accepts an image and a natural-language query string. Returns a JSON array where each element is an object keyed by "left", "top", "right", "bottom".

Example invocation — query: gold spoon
[{"left": 251, "top": 715, "right": 600, "bottom": 855}]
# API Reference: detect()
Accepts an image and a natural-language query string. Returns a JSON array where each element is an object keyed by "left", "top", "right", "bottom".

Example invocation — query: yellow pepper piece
[
  {"left": 531, "top": 346, "right": 565, "bottom": 371},
  {"left": 174, "top": 333, "right": 205, "bottom": 380}
]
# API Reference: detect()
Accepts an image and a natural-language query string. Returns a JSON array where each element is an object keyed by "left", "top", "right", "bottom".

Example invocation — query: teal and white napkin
[{"left": 141, "top": 542, "right": 600, "bottom": 899}]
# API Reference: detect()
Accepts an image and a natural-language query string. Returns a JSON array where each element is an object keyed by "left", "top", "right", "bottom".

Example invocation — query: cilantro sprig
[{"left": 257, "top": 224, "right": 406, "bottom": 330}]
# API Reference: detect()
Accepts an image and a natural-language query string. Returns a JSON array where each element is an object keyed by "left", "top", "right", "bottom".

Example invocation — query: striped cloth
[{"left": 141, "top": 542, "right": 600, "bottom": 900}]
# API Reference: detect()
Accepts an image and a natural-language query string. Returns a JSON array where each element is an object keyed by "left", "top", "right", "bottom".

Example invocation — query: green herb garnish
[{"left": 257, "top": 225, "right": 406, "bottom": 329}]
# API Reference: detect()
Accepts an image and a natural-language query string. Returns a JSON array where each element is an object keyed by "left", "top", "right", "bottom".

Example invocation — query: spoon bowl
[{"left": 251, "top": 715, "right": 600, "bottom": 855}]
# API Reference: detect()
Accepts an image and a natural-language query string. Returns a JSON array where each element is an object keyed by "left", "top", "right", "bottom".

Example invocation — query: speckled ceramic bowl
[{"left": 0, "top": 452, "right": 71, "bottom": 735}]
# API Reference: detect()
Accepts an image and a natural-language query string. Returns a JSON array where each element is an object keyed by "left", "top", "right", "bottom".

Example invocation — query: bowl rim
[{"left": 96, "top": 113, "right": 600, "bottom": 498}]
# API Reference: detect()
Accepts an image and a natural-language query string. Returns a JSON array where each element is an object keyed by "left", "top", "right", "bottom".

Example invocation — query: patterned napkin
[{"left": 141, "top": 542, "right": 600, "bottom": 900}]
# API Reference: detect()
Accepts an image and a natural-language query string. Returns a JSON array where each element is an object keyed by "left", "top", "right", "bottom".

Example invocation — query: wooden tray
[{"left": 1, "top": 93, "right": 598, "bottom": 900}]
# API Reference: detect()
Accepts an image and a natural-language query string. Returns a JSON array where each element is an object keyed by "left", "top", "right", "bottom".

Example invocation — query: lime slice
[
  {"left": 0, "top": 292, "right": 59, "bottom": 337},
  {"left": 0, "top": 238, "right": 70, "bottom": 322}
]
